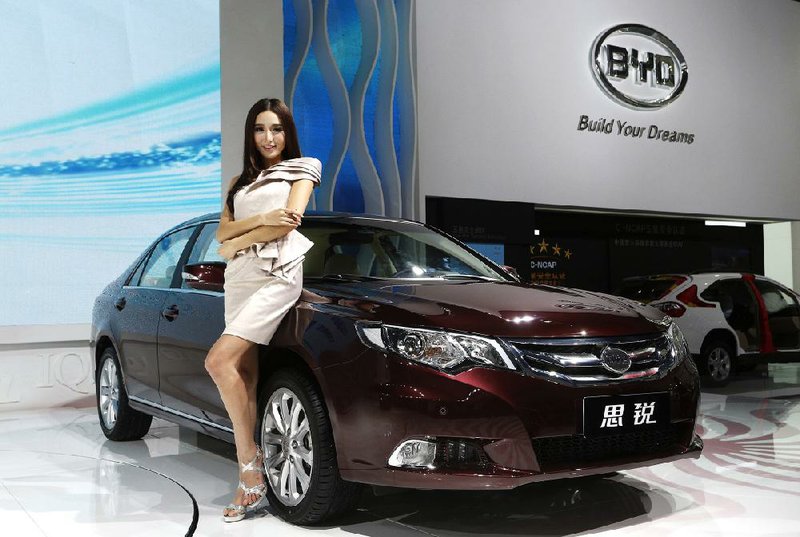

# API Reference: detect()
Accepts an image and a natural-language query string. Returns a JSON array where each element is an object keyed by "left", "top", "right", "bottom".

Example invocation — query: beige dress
[{"left": 222, "top": 157, "right": 321, "bottom": 345}]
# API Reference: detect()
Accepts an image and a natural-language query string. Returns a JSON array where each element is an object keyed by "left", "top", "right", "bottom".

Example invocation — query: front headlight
[
  {"left": 356, "top": 322, "right": 516, "bottom": 372},
  {"left": 666, "top": 322, "right": 691, "bottom": 366}
]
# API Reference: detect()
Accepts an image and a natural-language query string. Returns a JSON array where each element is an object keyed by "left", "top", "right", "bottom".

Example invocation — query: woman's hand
[
  {"left": 218, "top": 239, "right": 242, "bottom": 260},
  {"left": 259, "top": 208, "right": 302, "bottom": 227}
]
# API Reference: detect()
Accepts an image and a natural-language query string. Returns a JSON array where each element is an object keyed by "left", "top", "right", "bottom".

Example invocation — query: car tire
[
  {"left": 701, "top": 339, "right": 735, "bottom": 387},
  {"left": 96, "top": 347, "right": 153, "bottom": 441},
  {"left": 259, "top": 368, "right": 362, "bottom": 525}
]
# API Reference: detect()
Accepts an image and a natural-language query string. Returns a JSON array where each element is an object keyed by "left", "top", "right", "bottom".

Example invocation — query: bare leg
[
  {"left": 239, "top": 344, "right": 260, "bottom": 450},
  {"left": 205, "top": 334, "right": 265, "bottom": 515}
]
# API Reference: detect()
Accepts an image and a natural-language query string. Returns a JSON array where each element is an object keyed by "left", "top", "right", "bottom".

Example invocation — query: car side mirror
[
  {"left": 501, "top": 264, "right": 520, "bottom": 281},
  {"left": 182, "top": 262, "right": 226, "bottom": 292}
]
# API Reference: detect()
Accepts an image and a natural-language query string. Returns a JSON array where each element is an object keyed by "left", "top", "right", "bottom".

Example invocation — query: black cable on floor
[{"left": 0, "top": 450, "right": 199, "bottom": 536}]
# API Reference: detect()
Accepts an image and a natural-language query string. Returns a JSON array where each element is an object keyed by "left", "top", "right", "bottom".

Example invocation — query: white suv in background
[{"left": 616, "top": 273, "right": 800, "bottom": 386}]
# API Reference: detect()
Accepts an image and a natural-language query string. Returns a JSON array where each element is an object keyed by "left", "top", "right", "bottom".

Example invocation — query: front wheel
[
  {"left": 701, "top": 339, "right": 735, "bottom": 387},
  {"left": 96, "top": 347, "right": 152, "bottom": 440},
  {"left": 259, "top": 369, "right": 362, "bottom": 525}
]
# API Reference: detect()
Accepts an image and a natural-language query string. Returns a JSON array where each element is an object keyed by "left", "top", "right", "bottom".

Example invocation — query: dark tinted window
[
  {"left": 615, "top": 276, "right": 687, "bottom": 304},
  {"left": 700, "top": 279, "right": 754, "bottom": 320}
]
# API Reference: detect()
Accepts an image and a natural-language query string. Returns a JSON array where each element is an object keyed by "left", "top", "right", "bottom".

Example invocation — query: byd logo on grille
[{"left": 591, "top": 24, "right": 688, "bottom": 109}]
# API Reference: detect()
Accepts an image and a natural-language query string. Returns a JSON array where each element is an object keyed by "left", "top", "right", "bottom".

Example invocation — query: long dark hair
[{"left": 225, "top": 98, "right": 302, "bottom": 214}]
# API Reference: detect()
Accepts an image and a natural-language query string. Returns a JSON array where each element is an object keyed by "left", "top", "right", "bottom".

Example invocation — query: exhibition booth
[{"left": 0, "top": 1, "right": 799, "bottom": 536}]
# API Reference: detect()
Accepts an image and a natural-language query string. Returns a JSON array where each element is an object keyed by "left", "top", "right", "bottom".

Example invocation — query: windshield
[{"left": 300, "top": 218, "right": 509, "bottom": 281}]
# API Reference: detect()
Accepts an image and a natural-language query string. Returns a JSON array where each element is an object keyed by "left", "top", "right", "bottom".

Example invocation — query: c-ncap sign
[{"left": 591, "top": 24, "right": 688, "bottom": 110}]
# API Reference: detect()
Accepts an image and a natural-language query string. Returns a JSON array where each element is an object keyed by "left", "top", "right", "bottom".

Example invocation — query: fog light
[{"left": 388, "top": 439, "right": 437, "bottom": 469}]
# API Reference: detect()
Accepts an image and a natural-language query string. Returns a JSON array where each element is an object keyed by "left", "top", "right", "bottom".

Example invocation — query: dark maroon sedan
[{"left": 91, "top": 212, "right": 702, "bottom": 524}]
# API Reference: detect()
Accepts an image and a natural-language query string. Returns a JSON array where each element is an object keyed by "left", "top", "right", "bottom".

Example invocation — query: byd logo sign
[{"left": 591, "top": 24, "right": 688, "bottom": 109}]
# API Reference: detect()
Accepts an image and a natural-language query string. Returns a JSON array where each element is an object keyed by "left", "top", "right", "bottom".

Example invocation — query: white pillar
[
  {"left": 764, "top": 222, "right": 793, "bottom": 289},
  {"left": 792, "top": 222, "right": 800, "bottom": 293},
  {"left": 220, "top": 0, "right": 284, "bottom": 193}
]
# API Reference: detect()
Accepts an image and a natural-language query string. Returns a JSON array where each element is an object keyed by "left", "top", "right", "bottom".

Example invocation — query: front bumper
[{"left": 321, "top": 348, "right": 702, "bottom": 490}]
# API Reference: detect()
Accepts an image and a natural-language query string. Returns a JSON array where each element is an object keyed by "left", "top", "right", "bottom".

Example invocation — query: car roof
[
  {"left": 691, "top": 271, "right": 746, "bottom": 278},
  {"left": 188, "top": 210, "right": 420, "bottom": 224},
  {"left": 165, "top": 210, "right": 427, "bottom": 236},
  {"left": 620, "top": 272, "right": 783, "bottom": 289},
  {"left": 622, "top": 271, "right": 758, "bottom": 280}
]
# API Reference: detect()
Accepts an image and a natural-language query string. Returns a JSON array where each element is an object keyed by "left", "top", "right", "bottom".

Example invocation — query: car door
[
  {"left": 700, "top": 277, "right": 760, "bottom": 353},
  {"left": 753, "top": 278, "right": 800, "bottom": 354},
  {"left": 157, "top": 222, "right": 229, "bottom": 428},
  {"left": 115, "top": 226, "right": 195, "bottom": 403}
]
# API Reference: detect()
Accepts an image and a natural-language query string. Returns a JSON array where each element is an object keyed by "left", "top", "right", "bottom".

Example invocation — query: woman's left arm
[
  {"left": 218, "top": 179, "right": 317, "bottom": 259},
  {"left": 284, "top": 178, "right": 316, "bottom": 216}
]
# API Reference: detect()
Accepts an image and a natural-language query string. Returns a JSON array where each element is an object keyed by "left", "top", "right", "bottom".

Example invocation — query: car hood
[{"left": 305, "top": 279, "right": 667, "bottom": 338}]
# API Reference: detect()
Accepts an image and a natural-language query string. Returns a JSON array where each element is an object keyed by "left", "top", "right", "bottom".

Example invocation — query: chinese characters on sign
[
  {"left": 529, "top": 238, "right": 574, "bottom": 286},
  {"left": 599, "top": 401, "right": 658, "bottom": 429},
  {"left": 612, "top": 222, "right": 686, "bottom": 249},
  {"left": 615, "top": 223, "right": 686, "bottom": 236},
  {"left": 448, "top": 224, "right": 488, "bottom": 241},
  {"left": 634, "top": 402, "right": 656, "bottom": 425},
  {"left": 613, "top": 238, "right": 684, "bottom": 248},
  {"left": 600, "top": 404, "right": 625, "bottom": 428}
]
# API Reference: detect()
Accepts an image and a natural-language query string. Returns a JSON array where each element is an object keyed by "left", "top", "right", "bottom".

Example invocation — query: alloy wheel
[
  {"left": 262, "top": 387, "right": 314, "bottom": 507},
  {"left": 98, "top": 358, "right": 120, "bottom": 429},
  {"left": 707, "top": 347, "right": 731, "bottom": 382}
]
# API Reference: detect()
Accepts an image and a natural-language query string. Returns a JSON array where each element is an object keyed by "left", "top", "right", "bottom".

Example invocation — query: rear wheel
[
  {"left": 96, "top": 347, "right": 152, "bottom": 440},
  {"left": 701, "top": 339, "right": 735, "bottom": 387},
  {"left": 259, "top": 368, "right": 362, "bottom": 525}
]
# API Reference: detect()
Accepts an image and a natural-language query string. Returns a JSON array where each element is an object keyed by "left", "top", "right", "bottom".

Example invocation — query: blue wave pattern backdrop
[
  {"left": 284, "top": 0, "right": 417, "bottom": 218},
  {"left": 0, "top": 1, "right": 221, "bottom": 325}
]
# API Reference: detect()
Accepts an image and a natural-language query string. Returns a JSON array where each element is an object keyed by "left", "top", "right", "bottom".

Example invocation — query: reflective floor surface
[{"left": 0, "top": 364, "right": 798, "bottom": 537}]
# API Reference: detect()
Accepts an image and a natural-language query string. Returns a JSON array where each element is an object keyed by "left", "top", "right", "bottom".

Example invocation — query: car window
[
  {"left": 186, "top": 223, "right": 224, "bottom": 264},
  {"left": 300, "top": 221, "right": 506, "bottom": 280},
  {"left": 702, "top": 279, "right": 755, "bottom": 316},
  {"left": 182, "top": 223, "right": 224, "bottom": 289},
  {"left": 615, "top": 276, "right": 686, "bottom": 304},
  {"left": 127, "top": 254, "right": 149, "bottom": 286},
  {"left": 755, "top": 280, "right": 799, "bottom": 316},
  {"left": 754, "top": 279, "right": 800, "bottom": 349},
  {"left": 139, "top": 227, "right": 195, "bottom": 289}
]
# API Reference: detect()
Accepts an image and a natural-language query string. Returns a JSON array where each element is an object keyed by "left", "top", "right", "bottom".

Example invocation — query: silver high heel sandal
[{"left": 223, "top": 446, "right": 267, "bottom": 523}]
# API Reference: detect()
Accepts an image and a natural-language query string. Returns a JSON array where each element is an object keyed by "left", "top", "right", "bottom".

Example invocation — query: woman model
[{"left": 205, "top": 98, "right": 320, "bottom": 522}]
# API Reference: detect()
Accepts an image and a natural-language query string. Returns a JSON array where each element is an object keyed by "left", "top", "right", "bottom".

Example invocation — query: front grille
[
  {"left": 435, "top": 438, "right": 491, "bottom": 470},
  {"left": 504, "top": 333, "right": 674, "bottom": 385},
  {"left": 532, "top": 427, "right": 678, "bottom": 469}
]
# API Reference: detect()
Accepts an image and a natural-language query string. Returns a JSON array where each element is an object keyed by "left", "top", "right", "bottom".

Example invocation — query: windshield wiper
[
  {"left": 310, "top": 274, "right": 383, "bottom": 282},
  {"left": 436, "top": 273, "right": 500, "bottom": 282}
]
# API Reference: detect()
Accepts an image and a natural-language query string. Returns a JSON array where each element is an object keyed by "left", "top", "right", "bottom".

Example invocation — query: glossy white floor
[{"left": 1, "top": 365, "right": 798, "bottom": 537}]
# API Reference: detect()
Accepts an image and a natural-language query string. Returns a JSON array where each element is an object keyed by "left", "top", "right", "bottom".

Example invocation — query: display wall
[
  {"left": 415, "top": 0, "right": 800, "bottom": 221},
  {"left": 283, "top": 0, "right": 418, "bottom": 218},
  {"left": 0, "top": 0, "right": 221, "bottom": 326}
]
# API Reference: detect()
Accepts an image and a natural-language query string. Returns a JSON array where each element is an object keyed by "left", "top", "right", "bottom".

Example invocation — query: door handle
[
  {"left": 114, "top": 297, "right": 127, "bottom": 311},
  {"left": 162, "top": 304, "right": 179, "bottom": 321}
]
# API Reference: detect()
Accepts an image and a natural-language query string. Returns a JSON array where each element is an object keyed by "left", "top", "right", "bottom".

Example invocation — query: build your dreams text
[{"left": 577, "top": 115, "right": 695, "bottom": 144}]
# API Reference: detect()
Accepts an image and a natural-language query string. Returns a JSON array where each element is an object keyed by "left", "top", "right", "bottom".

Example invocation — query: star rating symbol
[
  {"left": 537, "top": 239, "right": 549, "bottom": 253},
  {"left": 565, "top": 249, "right": 572, "bottom": 260},
  {"left": 552, "top": 244, "right": 561, "bottom": 256}
]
